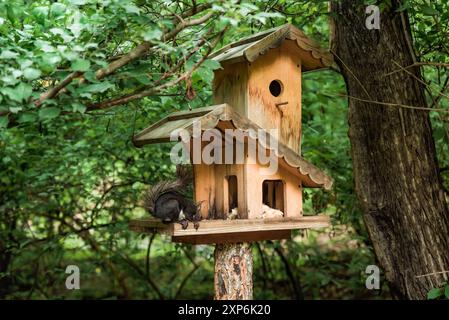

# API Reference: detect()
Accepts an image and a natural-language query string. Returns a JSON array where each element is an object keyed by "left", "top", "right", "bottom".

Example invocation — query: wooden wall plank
[
  {"left": 213, "top": 62, "right": 248, "bottom": 117},
  {"left": 247, "top": 40, "right": 302, "bottom": 154},
  {"left": 194, "top": 163, "right": 216, "bottom": 219}
]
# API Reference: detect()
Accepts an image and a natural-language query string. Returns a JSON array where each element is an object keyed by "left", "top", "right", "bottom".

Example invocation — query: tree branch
[
  {"left": 35, "top": 72, "right": 82, "bottom": 107},
  {"left": 324, "top": 92, "right": 449, "bottom": 113},
  {"left": 119, "top": 252, "right": 165, "bottom": 299},
  {"left": 174, "top": 263, "right": 201, "bottom": 299},
  {"left": 383, "top": 62, "right": 449, "bottom": 77},
  {"left": 145, "top": 233, "right": 156, "bottom": 278},
  {"left": 391, "top": 60, "right": 449, "bottom": 101},
  {"left": 273, "top": 244, "right": 304, "bottom": 300},
  {"left": 86, "top": 26, "right": 227, "bottom": 111},
  {"left": 431, "top": 76, "right": 449, "bottom": 109},
  {"left": 34, "top": 9, "right": 215, "bottom": 107}
]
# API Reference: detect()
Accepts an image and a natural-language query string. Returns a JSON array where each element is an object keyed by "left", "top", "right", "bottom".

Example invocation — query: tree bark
[
  {"left": 330, "top": 0, "right": 449, "bottom": 299},
  {"left": 214, "top": 243, "right": 253, "bottom": 300}
]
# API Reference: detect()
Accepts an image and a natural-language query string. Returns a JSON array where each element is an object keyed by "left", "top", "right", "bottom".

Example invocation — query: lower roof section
[{"left": 133, "top": 104, "right": 333, "bottom": 190}]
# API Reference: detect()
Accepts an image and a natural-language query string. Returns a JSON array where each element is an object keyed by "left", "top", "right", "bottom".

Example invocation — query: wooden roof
[
  {"left": 133, "top": 104, "right": 333, "bottom": 190},
  {"left": 209, "top": 23, "right": 334, "bottom": 71}
]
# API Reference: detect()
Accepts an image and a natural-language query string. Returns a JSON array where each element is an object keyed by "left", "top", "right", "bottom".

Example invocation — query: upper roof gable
[{"left": 209, "top": 23, "right": 334, "bottom": 71}]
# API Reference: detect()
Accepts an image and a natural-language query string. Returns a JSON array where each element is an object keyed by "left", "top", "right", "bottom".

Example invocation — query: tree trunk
[
  {"left": 214, "top": 243, "right": 253, "bottom": 300},
  {"left": 330, "top": 0, "right": 449, "bottom": 299}
]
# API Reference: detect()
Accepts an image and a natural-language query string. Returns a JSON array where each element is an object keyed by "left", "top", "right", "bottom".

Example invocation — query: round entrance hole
[{"left": 269, "top": 80, "right": 283, "bottom": 97}]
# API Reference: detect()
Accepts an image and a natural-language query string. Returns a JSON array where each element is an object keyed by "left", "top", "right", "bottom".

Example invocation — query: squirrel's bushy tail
[{"left": 143, "top": 164, "right": 193, "bottom": 213}]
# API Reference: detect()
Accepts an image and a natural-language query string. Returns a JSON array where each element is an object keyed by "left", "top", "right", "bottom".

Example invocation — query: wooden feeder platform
[{"left": 129, "top": 216, "right": 330, "bottom": 245}]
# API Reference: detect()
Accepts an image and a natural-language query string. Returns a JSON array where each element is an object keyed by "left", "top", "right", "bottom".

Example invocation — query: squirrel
[{"left": 143, "top": 165, "right": 202, "bottom": 230}]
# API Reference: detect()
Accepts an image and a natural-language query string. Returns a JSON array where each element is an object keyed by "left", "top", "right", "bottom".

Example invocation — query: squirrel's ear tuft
[{"left": 142, "top": 165, "right": 194, "bottom": 217}]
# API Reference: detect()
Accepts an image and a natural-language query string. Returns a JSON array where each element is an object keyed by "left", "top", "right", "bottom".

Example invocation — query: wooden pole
[{"left": 214, "top": 243, "right": 253, "bottom": 300}]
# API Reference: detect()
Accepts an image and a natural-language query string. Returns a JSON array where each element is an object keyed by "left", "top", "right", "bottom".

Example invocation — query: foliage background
[{"left": 0, "top": 0, "right": 448, "bottom": 299}]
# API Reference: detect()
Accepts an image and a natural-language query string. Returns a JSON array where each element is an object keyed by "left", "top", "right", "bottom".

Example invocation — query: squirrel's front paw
[
  {"left": 180, "top": 219, "right": 188, "bottom": 229},
  {"left": 193, "top": 221, "right": 200, "bottom": 230}
]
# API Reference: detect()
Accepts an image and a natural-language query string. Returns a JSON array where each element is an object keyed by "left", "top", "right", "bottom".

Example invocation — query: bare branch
[
  {"left": 391, "top": 60, "right": 449, "bottom": 101},
  {"left": 415, "top": 270, "right": 449, "bottom": 278},
  {"left": 174, "top": 263, "right": 201, "bottom": 299},
  {"left": 324, "top": 92, "right": 449, "bottom": 113},
  {"left": 431, "top": 76, "right": 449, "bottom": 109},
  {"left": 330, "top": 49, "right": 372, "bottom": 99},
  {"left": 383, "top": 61, "right": 449, "bottom": 77}
]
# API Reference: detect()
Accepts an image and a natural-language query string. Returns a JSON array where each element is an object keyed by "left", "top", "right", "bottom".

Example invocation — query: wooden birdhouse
[{"left": 130, "top": 24, "right": 334, "bottom": 244}]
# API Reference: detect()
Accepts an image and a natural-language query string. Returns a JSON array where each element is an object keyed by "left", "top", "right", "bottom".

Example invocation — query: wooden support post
[{"left": 214, "top": 243, "right": 253, "bottom": 300}]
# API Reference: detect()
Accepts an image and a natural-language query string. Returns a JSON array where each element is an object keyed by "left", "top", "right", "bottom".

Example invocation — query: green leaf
[
  {"left": 427, "top": 288, "right": 443, "bottom": 300},
  {"left": 134, "top": 74, "right": 151, "bottom": 85},
  {"left": 1, "top": 75, "right": 19, "bottom": 86},
  {"left": 445, "top": 285, "right": 449, "bottom": 299},
  {"left": 71, "top": 59, "right": 91, "bottom": 72},
  {"left": 50, "top": 3, "right": 67, "bottom": 17},
  {"left": 0, "top": 50, "right": 19, "bottom": 59},
  {"left": 12, "top": 69, "right": 22, "bottom": 78},
  {"left": 18, "top": 112, "right": 37, "bottom": 123},
  {"left": 142, "top": 28, "right": 163, "bottom": 41},
  {"left": 6, "top": 5, "right": 18, "bottom": 25},
  {"left": 41, "top": 53, "right": 62, "bottom": 65},
  {"left": 19, "top": 59, "right": 33, "bottom": 69},
  {"left": 83, "top": 71, "right": 98, "bottom": 83},
  {"left": 23, "top": 68, "right": 42, "bottom": 80},
  {"left": 396, "top": 1, "right": 412, "bottom": 12},
  {"left": 16, "top": 83, "right": 33, "bottom": 102},
  {"left": 433, "top": 126, "right": 445, "bottom": 141},
  {"left": 193, "top": 67, "right": 212, "bottom": 84},
  {"left": 39, "top": 53, "right": 62, "bottom": 73},
  {"left": 72, "top": 103, "right": 86, "bottom": 113},
  {"left": 422, "top": 6, "right": 439, "bottom": 16},
  {"left": 32, "top": 6, "right": 49, "bottom": 21},
  {"left": 39, "top": 107, "right": 61, "bottom": 120},
  {"left": 70, "top": 0, "right": 86, "bottom": 5},
  {"left": 82, "top": 82, "right": 114, "bottom": 93},
  {"left": 0, "top": 116, "right": 8, "bottom": 128},
  {"left": 124, "top": 4, "right": 140, "bottom": 15},
  {"left": 1, "top": 83, "right": 33, "bottom": 102},
  {"left": 252, "top": 11, "right": 283, "bottom": 24},
  {"left": 9, "top": 106, "right": 22, "bottom": 113},
  {"left": 202, "top": 59, "right": 222, "bottom": 71}
]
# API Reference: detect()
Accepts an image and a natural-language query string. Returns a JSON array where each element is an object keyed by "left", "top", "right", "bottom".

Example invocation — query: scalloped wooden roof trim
[{"left": 210, "top": 23, "right": 334, "bottom": 71}]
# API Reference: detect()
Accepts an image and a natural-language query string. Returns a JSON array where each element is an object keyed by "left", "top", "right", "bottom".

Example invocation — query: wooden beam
[
  {"left": 173, "top": 230, "right": 291, "bottom": 245},
  {"left": 129, "top": 219, "right": 174, "bottom": 235}
]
